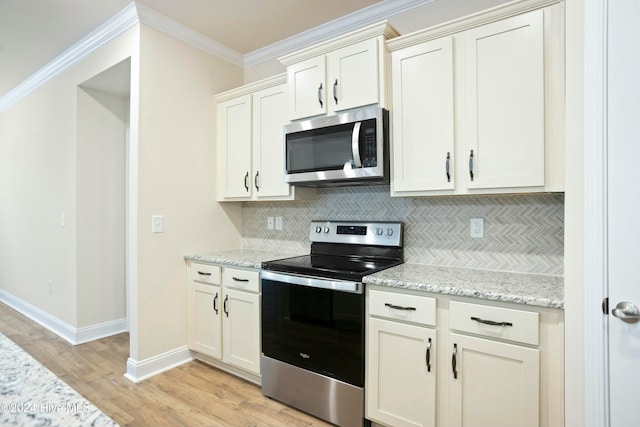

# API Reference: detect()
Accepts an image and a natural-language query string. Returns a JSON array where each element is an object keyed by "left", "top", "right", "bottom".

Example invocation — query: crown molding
[
  {"left": 0, "top": 2, "right": 139, "bottom": 112},
  {"left": 0, "top": 0, "right": 430, "bottom": 111},
  {"left": 244, "top": 0, "right": 433, "bottom": 67},
  {"left": 135, "top": 3, "right": 243, "bottom": 66}
]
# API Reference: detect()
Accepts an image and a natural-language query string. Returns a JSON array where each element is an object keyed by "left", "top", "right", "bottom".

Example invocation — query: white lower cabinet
[
  {"left": 448, "top": 333, "right": 539, "bottom": 427},
  {"left": 221, "top": 287, "right": 260, "bottom": 374},
  {"left": 366, "top": 287, "right": 564, "bottom": 427},
  {"left": 366, "top": 289, "right": 437, "bottom": 427},
  {"left": 367, "top": 317, "right": 437, "bottom": 427},
  {"left": 187, "top": 262, "right": 261, "bottom": 377}
]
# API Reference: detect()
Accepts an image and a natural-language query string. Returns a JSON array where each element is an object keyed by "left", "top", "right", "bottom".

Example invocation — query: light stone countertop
[
  {"left": 184, "top": 249, "right": 564, "bottom": 309},
  {"left": 184, "top": 249, "right": 305, "bottom": 270},
  {"left": 363, "top": 263, "right": 564, "bottom": 309}
]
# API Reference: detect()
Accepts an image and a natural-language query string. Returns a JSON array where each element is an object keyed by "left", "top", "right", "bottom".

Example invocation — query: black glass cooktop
[{"left": 262, "top": 254, "right": 402, "bottom": 282}]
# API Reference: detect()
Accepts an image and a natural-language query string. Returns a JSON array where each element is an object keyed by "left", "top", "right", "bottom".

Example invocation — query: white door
[
  {"left": 391, "top": 36, "right": 455, "bottom": 194},
  {"left": 327, "top": 38, "right": 379, "bottom": 114},
  {"left": 607, "top": 0, "right": 640, "bottom": 425}
]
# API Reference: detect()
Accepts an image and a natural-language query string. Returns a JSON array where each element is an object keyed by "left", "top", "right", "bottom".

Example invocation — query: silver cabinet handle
[
  {"left": 244, "top": 172, "right": 249, "bottom": 191},
  {"left": 318, "top": 83, "right": 323, "bottom": 108},
  {"left": 232, "top": 276, "right": 250, "bottom": 282},
  {"left": 452, "top": 343, "right": 458, "bottom": 379},
  {"left": 385, "top": 303, "right": 416, "bottom": 311},
  {"left": 351, "top": 122, "right": 362, "bottom": 168},
  {"left": 471, "top": 316, "right": 513, "bottom": 327},
  {"left": 213, "top": 292, "right": 219, "bottom": 314},
  {"left": 469, "top": 150, "right": 474, "bottom": 181},
  {"left": 254, "top": 171, "right": 260, "bottom": 192},
  {"left": 426, "top": 338, "right": 432, "bottom": 372},
  {"left": 612, "top": 301, "right": 640, "bottom": 324},
  {"left": 446, "top": 152, "right": 451, "bottom": 182},
  {"left": 333, "top": 79, "right": 338, "bottom": 104}
]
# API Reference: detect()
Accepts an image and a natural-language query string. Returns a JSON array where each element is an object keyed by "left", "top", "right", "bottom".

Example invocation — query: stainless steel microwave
[{"left": 284, "top": 106, "right": 389, "bottom": 186}]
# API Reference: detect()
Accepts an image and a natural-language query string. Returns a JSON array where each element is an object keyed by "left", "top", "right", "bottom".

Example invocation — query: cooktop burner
[{"left": 262, "top": 220, "right": 404, "bottom": 282}]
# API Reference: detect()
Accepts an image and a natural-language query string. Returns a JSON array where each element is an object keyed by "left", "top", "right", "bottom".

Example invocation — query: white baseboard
[
  {"left": 0, "top": 288, "right": 127, "bottom": 345},
  {"left": 124, "top": 346, "right": 193, "bottom": 383}
]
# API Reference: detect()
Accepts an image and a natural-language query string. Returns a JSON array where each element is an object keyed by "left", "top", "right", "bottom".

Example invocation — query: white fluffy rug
[{"left": 0, "top": 332, "right": 118, "bottom": 427}]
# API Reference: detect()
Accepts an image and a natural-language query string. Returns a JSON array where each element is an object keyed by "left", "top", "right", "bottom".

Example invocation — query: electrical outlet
[
  {"left": 470, "top": 218, "right": 484, "bottom": 238},
  {"left": 267, "top": 217, "right": 274, "bottom": 230},
  {"left": 275, "top": 216, "right": 283, "bottom": 231}
]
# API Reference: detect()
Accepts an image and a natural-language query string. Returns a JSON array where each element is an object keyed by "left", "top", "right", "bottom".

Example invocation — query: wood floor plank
[{"left": 0, "top": 302, "right": 332, "bottom": 427}]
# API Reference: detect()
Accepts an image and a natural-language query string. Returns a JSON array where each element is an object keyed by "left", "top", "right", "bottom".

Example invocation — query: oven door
[{"left": 261, "top": 271, "right": 365, "bottom": 386}]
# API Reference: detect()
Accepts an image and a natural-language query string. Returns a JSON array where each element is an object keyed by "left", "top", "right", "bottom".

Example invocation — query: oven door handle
[{"left": 261, "top": 270, "right": 363, "bottom": 294}]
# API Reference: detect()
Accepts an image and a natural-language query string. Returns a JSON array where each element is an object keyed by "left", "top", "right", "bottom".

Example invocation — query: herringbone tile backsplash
[{"left": 241, "top": 187, "right": 564, "bottom": 275}]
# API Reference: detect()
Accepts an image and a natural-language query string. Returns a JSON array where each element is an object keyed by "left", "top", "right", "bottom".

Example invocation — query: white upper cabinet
[
  {"left": 286, "top": 56, "right": 327, "bottom": 120},
  {"left": 462, "top": 10, "right": 544, "bottom": 190},
  {"left": 389, "top": 3, "right": 565, "bottom": 196},
  {"left": 391, "top": 36, "right": 455, "bottom": 193},
  {"left": 217, "top": 94, "right": 252, "bottom": 199},
  {"left": 280, "top": 21, "right": 398, "bottom": 121},
  {"left": 327, "top": 38, "right": 380, "bottom": 113},
  {"left": 251, "top": 84, "right": 291, "bottom": 198},
  {"left": 216, "top": 75, "right": 310, "bottom": 202}
]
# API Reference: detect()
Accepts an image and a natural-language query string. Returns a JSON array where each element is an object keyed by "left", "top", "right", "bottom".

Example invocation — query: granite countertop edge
[{"left": 184, "top": 249, "right": 564, "bottom": 309}]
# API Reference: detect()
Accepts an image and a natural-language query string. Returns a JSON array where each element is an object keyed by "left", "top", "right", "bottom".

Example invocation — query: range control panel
[{"left": 309, "top": 221, "right": 403, "bottom": 247}]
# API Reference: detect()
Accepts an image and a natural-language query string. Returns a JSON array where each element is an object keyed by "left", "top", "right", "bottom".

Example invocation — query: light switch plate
[
  {"left": 152, "top": 215, "right": 164, "bottom": 233},
  {"left": 275, "top": 216, "right": 283, "bottom": 231}
]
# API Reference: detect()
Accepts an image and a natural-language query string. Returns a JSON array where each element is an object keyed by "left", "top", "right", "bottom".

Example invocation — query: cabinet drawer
[
  {"left": 191, "top": 263, "right": 221, "bottom": 285},
  {"left": 222, "top": 268, "right": 260, "bottom": 292},
  {"left": 369, "top": 289, "right": 436, "bottom": 326},
  {"left": 449, "top": 301, "right": 539, "bottom": 346}
]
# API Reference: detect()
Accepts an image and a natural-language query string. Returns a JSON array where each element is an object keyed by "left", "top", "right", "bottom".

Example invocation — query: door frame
[{"left": 583, "top": 0, "right": 609, "bottom": 425}]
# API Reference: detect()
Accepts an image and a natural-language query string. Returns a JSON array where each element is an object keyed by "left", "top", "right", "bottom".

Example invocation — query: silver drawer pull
[
  {"left": 385, "top": 303, "right": 416, "bottom": 311},
  {"left": 232, "top": 277, "right": 250, "bottom": 282},
  {"left": 471, "top": 316, "right": 513, "bottom": 327},
  {"left": 197, "top": 271, "right": 212, "bottom": 276}
]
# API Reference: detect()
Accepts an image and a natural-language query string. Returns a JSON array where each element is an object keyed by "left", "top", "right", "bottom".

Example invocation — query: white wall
[
  {"left": 132, "top": 24, "right": 242, "bottom": 362},
  {"left": 76, "top": 86, "right": 127, "bottom": 329},
  {"left": 0, "top": 28, "right": 137, "bottom": 337}
]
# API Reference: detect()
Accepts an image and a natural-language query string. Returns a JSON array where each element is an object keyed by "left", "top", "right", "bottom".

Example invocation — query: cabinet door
[
  {"left": 391, "top": 36, "right": 455, "bottom": 194},
  {"left": 367, "top": 317, "right": 436, "bottom": 427},
  {"left": 217, "top": 94, "right": 252, "bottom": 199},
  {"left": 287, "top": 56, "right": 326, "bottom": 120},
  {"left": 327, "top": 38, "right": 380, "bottom": 113},
  {"left": 187, "top": 282, "right": 222, "bottom": 359},
  {"left": 252, "top": 83, "right": 291, "bottom": 199},
  {"left": 449, "top": 333, "right": 539, "bottom": 427},
  {"left": 461, "top": 10, "right": 544, "bottom": 189},
  {"left": 222, "top": 288, "right": 261, "bottom": 375}
]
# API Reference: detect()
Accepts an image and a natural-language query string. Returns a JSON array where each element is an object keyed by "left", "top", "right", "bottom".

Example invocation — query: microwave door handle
[{"left": 351, "top": 122, "right": 362, "bottom": 168}]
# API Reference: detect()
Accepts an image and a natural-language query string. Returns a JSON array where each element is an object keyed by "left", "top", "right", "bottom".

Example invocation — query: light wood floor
[{"left": 0, "top": 302, "right": 332, "bottom": 427}]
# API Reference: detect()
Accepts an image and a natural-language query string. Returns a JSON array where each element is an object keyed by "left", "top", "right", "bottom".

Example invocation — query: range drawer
[
  {"left": 449, "top": 301, "right": 539, "bottom": 346},
  {"left": 222, "top": 268, "right": 260, "bottom": 292},
  {"left": 369, "top": 289, "right": 436, "bottom": 326},
  {"left": 191, "top": 263, "right": 221, "bottom": 285}
]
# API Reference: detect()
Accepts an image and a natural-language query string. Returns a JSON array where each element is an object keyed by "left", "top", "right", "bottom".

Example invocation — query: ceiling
[{"left": 0, "top": 0, "right": 390, "bottom": 98}]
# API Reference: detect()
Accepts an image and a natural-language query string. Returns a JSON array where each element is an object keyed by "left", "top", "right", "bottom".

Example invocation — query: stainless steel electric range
[{"left": 260, "top": 220, "right": 404, "bottom": 427}]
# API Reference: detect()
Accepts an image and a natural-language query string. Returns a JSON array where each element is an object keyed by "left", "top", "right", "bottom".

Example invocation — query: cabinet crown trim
[
  {"left": 214, "top": 73, "right": 286, "bottom": 102},
  {"left": 387, "top": 0, "right": 562, "bottom": 51},
  {"left": 279, "top": 20, "right": 399, "bottom": 66}
]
